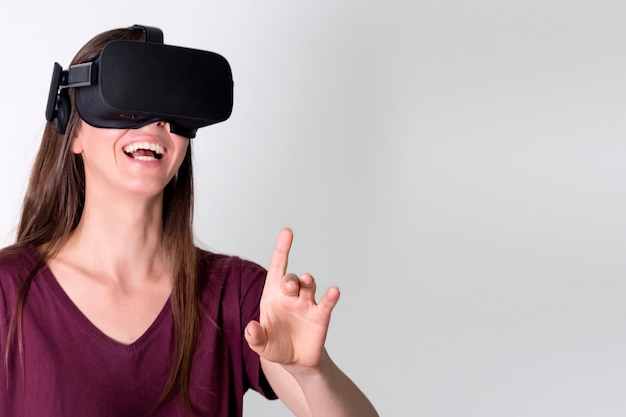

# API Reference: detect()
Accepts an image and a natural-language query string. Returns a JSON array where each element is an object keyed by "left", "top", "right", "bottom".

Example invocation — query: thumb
[{"left": 244, "top": 320, "right": 268, "bottom": 354}]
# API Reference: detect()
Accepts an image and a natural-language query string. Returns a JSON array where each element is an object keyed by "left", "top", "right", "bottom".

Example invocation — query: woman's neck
[{"left": 58, "top": 192, "right": 169, "bottom": 285}]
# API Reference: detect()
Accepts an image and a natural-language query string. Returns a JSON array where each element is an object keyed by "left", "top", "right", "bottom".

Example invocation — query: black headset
[{"left": 45, "top": 25, "right": 233, "bottom": 138}]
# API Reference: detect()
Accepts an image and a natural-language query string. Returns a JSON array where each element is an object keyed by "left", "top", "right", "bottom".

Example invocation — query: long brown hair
[{"left": 5, "top": 27, "right": 200, "bottom": 415}]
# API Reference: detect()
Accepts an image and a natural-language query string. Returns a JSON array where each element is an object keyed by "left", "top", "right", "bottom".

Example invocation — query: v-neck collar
[{"left": 28, "top": 245, "right": 172, "bottom": 352}]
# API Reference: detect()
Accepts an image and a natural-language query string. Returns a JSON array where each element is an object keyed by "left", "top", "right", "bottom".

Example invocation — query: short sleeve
[{"left": 238, "top": 258, "right": 278, "bottom": 400}]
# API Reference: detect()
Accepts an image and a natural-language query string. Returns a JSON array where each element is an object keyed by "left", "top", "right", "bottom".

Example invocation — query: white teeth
[{"left": 123, "top": 142, "right": 165, "bottom": 155}]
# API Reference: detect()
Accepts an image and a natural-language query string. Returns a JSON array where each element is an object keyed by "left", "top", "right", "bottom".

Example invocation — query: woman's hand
[{"left": 244, "top": 228, "right": 340, "bottom": 375}]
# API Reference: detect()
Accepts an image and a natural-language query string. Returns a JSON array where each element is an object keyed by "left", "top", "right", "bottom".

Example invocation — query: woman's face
[{"left": 71, "top": 120, "right": 189, "bottom": 200}]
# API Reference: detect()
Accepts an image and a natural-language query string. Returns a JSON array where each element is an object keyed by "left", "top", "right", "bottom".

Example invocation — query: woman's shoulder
[
  {"left": 0, "top": 244, "right": 41, "bottom": 293},
  {"left": 0, "top": 244, "right": 39, "bottom": 274},
  {"left": 196, "top": 246, "right": 266, "bottom": 271},
  {"left": 195, "top": 246, "right": 267, "bottom": 286}
]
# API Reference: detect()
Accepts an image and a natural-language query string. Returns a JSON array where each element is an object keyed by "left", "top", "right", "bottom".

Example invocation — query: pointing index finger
[{"left": 268, "top": 228, "right": 293, "bottom": 281}]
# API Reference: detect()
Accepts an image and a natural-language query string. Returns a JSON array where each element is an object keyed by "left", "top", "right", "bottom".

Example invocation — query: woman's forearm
[{"left": 290, "top": 351, "right": 379, "bottom": 417}]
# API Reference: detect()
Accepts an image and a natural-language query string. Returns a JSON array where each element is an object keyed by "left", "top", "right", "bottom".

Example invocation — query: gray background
[{"left": 1, "top": 1, "right": 626, "bottom": 416}]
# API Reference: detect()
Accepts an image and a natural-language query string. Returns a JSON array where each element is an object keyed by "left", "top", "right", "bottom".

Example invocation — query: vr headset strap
[
  {"left": 45, "top": 61, "right": 93, "bottom": 134},
  {"left": 61, "top": 25, "right": 163, "bottom": 89},
  {"left": 131, "top": 24, "right": 164, "bottom": 44}
]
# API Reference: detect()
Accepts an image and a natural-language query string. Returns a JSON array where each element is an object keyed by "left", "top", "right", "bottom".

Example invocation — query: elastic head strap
[{"left": 131, "top": 24, "right": 164, "bottom": 44}]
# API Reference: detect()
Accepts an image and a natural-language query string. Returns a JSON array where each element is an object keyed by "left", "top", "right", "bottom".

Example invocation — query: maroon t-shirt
[{"left": 0, "top": 245, "right": 277, "bottom": 416}]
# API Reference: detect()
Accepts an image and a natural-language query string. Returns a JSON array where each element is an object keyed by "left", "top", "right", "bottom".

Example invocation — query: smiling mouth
[{"left": 123, "top": 142, "right": 165, "bottom": 161}]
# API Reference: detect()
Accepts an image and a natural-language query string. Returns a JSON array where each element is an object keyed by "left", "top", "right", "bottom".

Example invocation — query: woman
[{"left": 0, "top": 26, "right": 379, "bottom": 416}]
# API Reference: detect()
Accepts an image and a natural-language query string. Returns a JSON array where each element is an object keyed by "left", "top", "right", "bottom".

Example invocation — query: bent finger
[
  {"left": 281, "top": 273, "right": 300, "bottom": 297},
  {"left": 298, "top": 273, "right": 317, "bottom": 302},
  {"left": 318, "top": 286, "right": 341, "bottom": 316}
]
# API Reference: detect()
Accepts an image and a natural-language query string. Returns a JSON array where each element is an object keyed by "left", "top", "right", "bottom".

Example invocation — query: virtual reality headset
[{"left": 45, "top": 25, "right": 233, "bottom": 138}]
